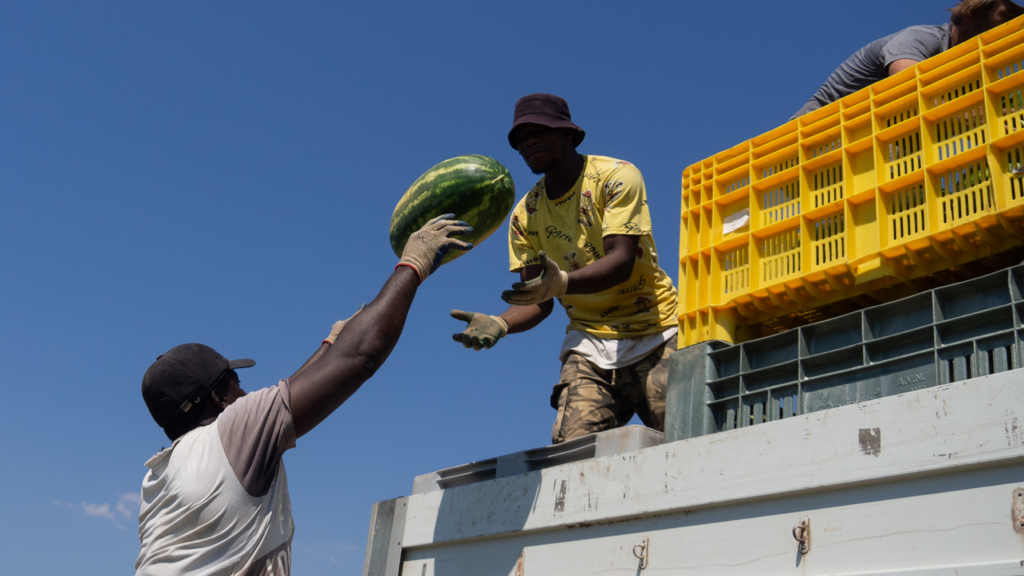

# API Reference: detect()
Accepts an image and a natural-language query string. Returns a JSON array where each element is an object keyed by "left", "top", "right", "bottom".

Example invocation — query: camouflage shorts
[{"left": 550, "top": 334, "right": 677, "bottom": 444}]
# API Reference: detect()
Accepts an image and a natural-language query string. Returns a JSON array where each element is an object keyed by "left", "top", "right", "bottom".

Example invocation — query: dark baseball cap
[
  {"left": 141, "top": 343, "right": 255, "bottom": 428},
  {"left": 508, "top": 93, "right": 585, "bottom": 150}
]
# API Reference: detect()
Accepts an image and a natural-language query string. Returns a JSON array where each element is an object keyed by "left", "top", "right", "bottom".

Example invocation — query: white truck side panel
[{"left": 392, "top": 373, "right": 1024, "bottom": 575}]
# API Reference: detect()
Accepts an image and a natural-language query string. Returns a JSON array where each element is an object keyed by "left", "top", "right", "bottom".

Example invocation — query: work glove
[
  {"left": 323, "top": 304, "right": 366, "bottom": 345},
  {"left": 500, "top": 252, "right": 568, "bottom": 305},
  {"left": 397, "top": 214, "right": 473, "bottom": 283},
  {"left": 451, "top": 310, "right": 508, "bottom": 350}
]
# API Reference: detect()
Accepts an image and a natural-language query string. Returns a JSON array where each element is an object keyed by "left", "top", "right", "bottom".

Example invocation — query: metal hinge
[
  {"left": 793, "top": 516, "right": 811, "bottom": 555},
  {"left": 632, "top": 535, "right": 649, "bottom": 570}
]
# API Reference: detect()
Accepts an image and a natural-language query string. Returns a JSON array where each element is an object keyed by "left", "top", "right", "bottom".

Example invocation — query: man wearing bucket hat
[
  {"left": 450, "top": 93, "right": 680, "bottom": 445},
  {"left": 135, "top": 215, "right": 471, "bottom": 575}
]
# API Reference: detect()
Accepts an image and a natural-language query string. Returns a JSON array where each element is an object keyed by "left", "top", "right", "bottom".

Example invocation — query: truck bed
[{"left": 364, "top": 370, "right": 1024, "bottom": 575}]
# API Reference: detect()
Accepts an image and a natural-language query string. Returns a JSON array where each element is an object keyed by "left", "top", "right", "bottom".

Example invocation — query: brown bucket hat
[{"left": 507, "top": 93, "right": 586, "bottom": 150}]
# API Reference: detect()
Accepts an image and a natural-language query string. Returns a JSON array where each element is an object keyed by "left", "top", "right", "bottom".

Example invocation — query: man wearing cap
[
  {"left": 135, "top": 215, "right": 470, "bottom": 575},
  {"left": 450, "top": 94, "right": 679, "bottom": 445}
]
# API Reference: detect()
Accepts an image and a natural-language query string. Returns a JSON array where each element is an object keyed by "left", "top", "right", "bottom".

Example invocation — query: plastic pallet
[
  {"left": 665, "top": 262, "right": 1024, "bottom": 442},
  {"left": 680, "top": 16, "right": 1024, "bottom": 345}
]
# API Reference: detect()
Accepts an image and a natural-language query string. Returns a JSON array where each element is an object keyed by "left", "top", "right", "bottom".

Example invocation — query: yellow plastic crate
[{"left": 680, "top": 16, "right": 1024, "bottom": 346}]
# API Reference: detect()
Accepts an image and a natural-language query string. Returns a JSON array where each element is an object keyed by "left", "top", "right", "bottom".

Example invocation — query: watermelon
[{"left": 390, "top": 155, "right": 515, "bottom": 265}]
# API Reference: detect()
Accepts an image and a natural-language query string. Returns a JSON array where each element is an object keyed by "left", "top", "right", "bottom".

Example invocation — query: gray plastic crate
[{"left": 665, "top": 263, "right": 1024, "bottom": 442}]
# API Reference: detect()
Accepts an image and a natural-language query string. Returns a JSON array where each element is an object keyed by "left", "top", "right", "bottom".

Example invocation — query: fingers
[
  {"left": 502, "top": 289, "right": 544, "bottom": 305},
  {"left": 450, "top": 309, "right": 474, "bottom": 322},
  {"left": 442, "top": 238, "right": 473, "bottom": 251},
  {"left": 509, "top": 277, "right": 540, "bottom": 291},
  {"left": 425, "top": 213, "right": 456, "bottom": 227},
  {"left": 439, "top": 222, "right": 472, "bottom": 237}
]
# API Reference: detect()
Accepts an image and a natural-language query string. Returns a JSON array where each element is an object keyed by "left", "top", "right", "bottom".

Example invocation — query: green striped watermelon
[{"left": 390, "top": 155, "right": 515, "bottom": 265}]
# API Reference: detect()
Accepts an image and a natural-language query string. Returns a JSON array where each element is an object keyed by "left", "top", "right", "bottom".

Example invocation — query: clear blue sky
[{"left": 0, "top": 1, "right": 953, "bottom": 573}]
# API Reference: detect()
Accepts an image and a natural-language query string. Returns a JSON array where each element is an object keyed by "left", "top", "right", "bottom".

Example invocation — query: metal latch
[
  {"left": 793, "top": 516, "right": 811, "bottom": 555},
  {"left": 632, "top": 535, "right": 649, "bottom": 570}
]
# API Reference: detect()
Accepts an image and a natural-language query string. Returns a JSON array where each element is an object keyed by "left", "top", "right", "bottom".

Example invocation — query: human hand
[
  {"left": 500, "top": 252, "right": 568, "bottom": 305},
  {"left": 450, "top": 310, "right": 508, "bottom": 351},
  {"left": 397, "top": 214, "right": 473, "bottom": 283}
]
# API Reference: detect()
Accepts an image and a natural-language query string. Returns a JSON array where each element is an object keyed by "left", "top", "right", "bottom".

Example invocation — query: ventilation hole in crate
[
  {"left": 811, "top": 163, "right": 844, "bottom": 208},
  {"left": 996, "top": 58, "right": 1024, "bottom": 80},
  {"left": 722, "top": 246, "right": 750, "bottom": 295},
  {"left": 762, "top": 155, "right": 798, "bottom": 179},
  {"left": 715, "top": 404, "right": 738, "bottom": 431},
  {"left": 776, "top": 393, "right": 798, "bottom": 420},
  {"left": 999, "top": 88, "right": 1023, "bottom": 137},
  {"left": 890, "top": 185, "right": 928, "bottom": 240},
  {"left": 762, "top": 229, "right": 802, "bottom": 282},
  {"left": 813, "top": 214, "right": 845, "bottom": 267},
  {"left": 945, "top": 353, "right": 974, "bottom": 383},
  {"left": 885, "top": 105, "right": 918, "bottom": 128},
  {"left": 886, "top": 132, "right": 922, "bottom": 180},
  {"left": 939, "top": 159, "right": 993, "bottom": 226},
  {"left": 932, "top": 78, "right": 981, "bottom": 108},
  {"left": 1008, "top": 147, "right": 1024, "bottom": 202},
  {"left": 982, "top": 343, "right": 1015, "bottom": 375},
  {"left": 935, "top": 104, "right": 986, "bottom": 161},
  {"left": 725, "top": 175, "right": 750, "bottom": 194},
  {"left": 745, "top": 399, "right": 768, "bottom": 426},
  {"left": 762, "top": 180, "right": 800, "bottom": 226},
  {"left": 809, "top": 136, "right": 841, "bottom": 159}
]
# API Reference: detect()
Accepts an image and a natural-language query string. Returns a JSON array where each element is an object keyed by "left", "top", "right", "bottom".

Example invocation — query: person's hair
[
  {"left": 161, "top": 370, "right": 236, "bottom": 441},
  {"left": 950, "top": 0, "right": 1024, "bottom": 40}
]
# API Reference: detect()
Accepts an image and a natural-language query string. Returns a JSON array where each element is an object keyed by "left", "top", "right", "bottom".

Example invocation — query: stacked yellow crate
[{"left": 680, "top": 16, "right": 1024, "bottom": 346}]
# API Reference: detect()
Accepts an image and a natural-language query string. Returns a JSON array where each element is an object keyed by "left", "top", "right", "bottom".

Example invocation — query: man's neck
[{"left": 544, "top": 152, "right": 586, "bottom": 200}]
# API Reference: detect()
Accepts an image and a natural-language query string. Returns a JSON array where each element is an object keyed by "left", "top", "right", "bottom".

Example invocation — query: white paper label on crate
[{"left": 722, "top": 208, "right": 750, "bottom": 234}]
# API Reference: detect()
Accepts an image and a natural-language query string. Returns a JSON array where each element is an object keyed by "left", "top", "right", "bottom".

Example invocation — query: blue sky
[{"left": 0, "top": 1, "right": 955, "bottom": 573}]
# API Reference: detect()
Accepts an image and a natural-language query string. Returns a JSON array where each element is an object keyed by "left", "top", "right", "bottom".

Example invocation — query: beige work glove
[
  {"left": 323, "top": 304, "right": 366, "bottom": 345},
  {"left": 451, "top": 310, "right": 508, "bottom": 350},
  {"left": 500, "top": 252, "right": 568, "bottom": 305},
  {"left": 397, "top": 214, "right": 473, "bottom": 283}
]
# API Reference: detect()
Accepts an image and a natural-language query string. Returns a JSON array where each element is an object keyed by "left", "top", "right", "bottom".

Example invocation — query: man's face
[
  {"left": 514, "top": 124, "right": 574, "bottom": 174},
  {"left": 222, "top": 372, "right": 247, "bottom": 406}
]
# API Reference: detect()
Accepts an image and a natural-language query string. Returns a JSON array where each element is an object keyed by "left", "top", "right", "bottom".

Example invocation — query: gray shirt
[{"left": 792, "top": 24, "right": 952, "bottom": 119}]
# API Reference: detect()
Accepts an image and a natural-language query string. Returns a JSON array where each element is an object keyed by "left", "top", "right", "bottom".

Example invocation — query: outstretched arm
[
  {"left": 565, "top": 234, "right": 639, "bottom": 294},
  {"left": 289, "top": 267, "right": 419, "bottom": 438},
  {"left": 289, "top": 304, "right": 366, "bottom": 380},
  {"left": 289, "top": 215, "right": 471, "bottom": 438},
  {"left": 500, "top": 234, "right": 640, "bottom": 306}
]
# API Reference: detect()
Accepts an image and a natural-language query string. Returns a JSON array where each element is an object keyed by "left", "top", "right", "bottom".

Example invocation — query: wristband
[
  {"left": 395, "top": 262, "right": 423, "bottom": 284},
  {"left": 321, "top": 339, "right": 333, "bottom": 346}
]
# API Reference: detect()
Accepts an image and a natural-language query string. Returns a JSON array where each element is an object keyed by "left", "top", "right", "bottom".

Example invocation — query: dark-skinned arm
[
  {"left": 498, "top": 264, "right": 554, "bottom": 334},
  {"left": 498, "top": 234, "right": 637, "bottom": 331},
  {"left": 288, "top": 304, "right": 367, "bottom": 380},
  {"left": 289, "top": 213, "right": 472, "bottom": 436},
  {"left": 289, "top": 342, "right": 331, "bottom": 380},
  {"left": 564, "top": 234, "right": 639, "bottom": 294},
  {"left": 451, "top": 235, "right": 640, "bottom": 349},
  {"left": 288, "top": 267, "right": 419, "bottom": 438}
]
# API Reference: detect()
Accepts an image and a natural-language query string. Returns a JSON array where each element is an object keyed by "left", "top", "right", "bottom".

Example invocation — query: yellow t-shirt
[{"left": 508, "top": 155, "right": 678, "bottom": 339}]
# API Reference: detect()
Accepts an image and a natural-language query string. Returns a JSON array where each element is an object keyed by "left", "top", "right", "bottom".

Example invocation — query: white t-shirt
[
  {"left": 560, "top": 327, "right": 677, "bottom": 369},
  {"left": 136, "top": 380, "right": 297, "bottom": 576}
]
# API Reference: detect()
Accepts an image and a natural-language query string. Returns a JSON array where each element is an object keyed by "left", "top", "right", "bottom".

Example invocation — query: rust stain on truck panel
[
  {"left": 554, "top": 480, "right": 567, "bottom": 512},
  {"left": 859, "top": 428, "right": 881, "bottom": 456}
]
